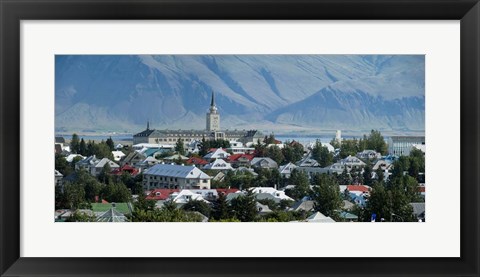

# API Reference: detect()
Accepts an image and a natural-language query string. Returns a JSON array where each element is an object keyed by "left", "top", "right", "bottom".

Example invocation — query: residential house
[
  {"left": 289, "top": 199, "right": 314, "bottom": 212},
  {"left": 185, "top": 157, "right": 209, "bottom": 169},
  {"left": 250, "top": 157, "right": 278, "bottom": 169},
  {"left": 356, "top": 150, "right": 381, "bottom": 160},
  {"left": 110, "top": 164, "right": 140, "bottom": 176},
  {"left": 163, "top": 154, "right": 189, "bottom": 163},
  {"left": 203, "top": 159, "right": 234, "bottom": 171},
  {"left": 54, "top": 170, "right": 63, "bottom": 187},
  {"left": 304, "top": 212, "right": 335, "bottom": 222},
  {"left": 410, "top": 202, "right": 425, "bottom": 221},
  {"left": 233, "top": 167, "right": 258, "bottom": 177},
  {"left": 227, "top": 153, "right": 254, "bottom": 168},
  {"left": 138, "top": 156, "right": 161, "bottom": 170},
  {"left": 65, "top": 154, "right": 85, "bottom": 163},
  {"left": 121, "top": 151, "right": 147, "bottom": 167},
  {"left": 296, "top": 157, "right": 319, "bottom": 167},
  {"left": 203, "top": 148, "right": 230, "bottom": 161},
  {"left": 142, "top": 164, "right": 211, "bottom": 190},
  {"left": 278, "top": 162, "right": 297, "bottom": 178},
  {"left": 111, "top": 150, "right": 126, "bottom": 162},
  {"left": 92, "top": 158, "right": 120, "bottom": 176},
  {"left": 226, "top": 141, "right": 255, "bottom": 154},
  {"left": 145, "top": 189, "right": 179, "bottom": 201},
  {"left": 167, "top": 190, "right": 211, "bottom": 205},
  {"left": 250, "top": 187, "right": 294, "bottom": 203},
  {"left": 341, "top": 155, "right": 366, "bottom": 170}
]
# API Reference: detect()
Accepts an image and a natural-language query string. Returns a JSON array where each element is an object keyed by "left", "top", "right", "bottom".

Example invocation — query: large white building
[
  {"left": 142, "top": 163, "right": 212, "bottom": 190},
  {"left": 133, "top": 92, "right": 264, "bottom": 146},
  {"left": 388, "top": 136, "right": 425, "bottom": 156}
]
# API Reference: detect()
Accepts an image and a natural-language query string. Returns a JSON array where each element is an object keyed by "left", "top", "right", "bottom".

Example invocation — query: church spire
[
  {"left": 210, "top": 91, "right": 215, "bottom": 107},
  {"left": 147, "top": 120, "right": 150, "bottom": 130}
]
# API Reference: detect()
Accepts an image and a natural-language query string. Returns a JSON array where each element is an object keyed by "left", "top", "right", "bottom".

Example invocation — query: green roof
[{"left": 91, "top": 203, "right": 131, "bottom": 214}]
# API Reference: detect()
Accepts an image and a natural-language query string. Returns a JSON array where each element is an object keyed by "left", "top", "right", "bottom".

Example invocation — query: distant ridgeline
[{"left": 133, "top": 92, "right": 264, "bottom": 145}]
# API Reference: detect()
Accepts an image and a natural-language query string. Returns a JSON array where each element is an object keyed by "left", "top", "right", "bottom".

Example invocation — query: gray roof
[
  {"left": 55, "top": 136, "right": 65, "bottom": 144},
  {"left": 279, "top": 162, "right": 297, "bottom": 174},
  {"left": 296, "top": 158, "right": 319, "bottom": 167},
  {"left": 96, "top": 208, "right": 127, "bottom": 222},
  {"left": 306, "top": 212, "right": 335, "bottom": 222},
  {"left": 290, "top": 200, "right": 315, "bottom": 212},
  {"left": 144, "top": 164, "right": 211, "bottom": 179},
  {"left": 251, "top": 157, "right": 278, "bottom": 168},
  {"left": 95, "top": 158, "right": 119, "bottom": 169},
  {"left": 409, "top": 202, "right": 425, "bottom": 216}
]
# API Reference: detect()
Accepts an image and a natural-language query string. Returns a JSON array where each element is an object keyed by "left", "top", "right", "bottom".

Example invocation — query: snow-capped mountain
[{"left": 55, "top": 55, "right": 424, "bottom": 134}]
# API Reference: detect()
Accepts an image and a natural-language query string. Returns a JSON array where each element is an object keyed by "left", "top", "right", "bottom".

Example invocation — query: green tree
[
  {"left": 63, "top": 182, "right": 86, "bottom": 210},
  {"left": 253, "top": 168, "right": 281, "bottom": 188},
  {"left": 310, "top": 174, "right": 342, "bottom": 218},
  {"left": 363, "top": 161, "right": 373, "bottom": 186},
  {"left": 97, "top": 163, "right": 112, "bottom": 185},
  {"left": 285, "top": 169, "right": 311, "bottom": 201},
  {"left": 175, "top": 139, "right": 185, "bottom": 155},
  {"left": 55, "top": 153, "right": 71, "bottom": 176},
  {"left": 211, "top": 193, "right": 230, "bottom": 220},
  {"left": 65, "top": 211, "right": 96, "bottom": 222},
  {"left": 93, "top": 142, "right": 114, "bottom": 159},
  {"left": 366, "top": 130, "right": 388, "bottom": 155},
  {"left": 79, "top": 138, "right": 87, "bottom": 156},
  {"left": 337, "top": 168, "right": 352, "bottom": 187},
  {"left": 106, "top": 136, "right": 115, "bottom": 151},
  {"left": 230, "top": 190, "right": 258, "bottom": 222},
  {"left": 311, "top": 140, "right": 333, "bottom": 167},
  {"left": 282, "top": 143, "right": 304, "bottom": 164},
  {"left": 182, "top": 200, "right": 212, "bottom": 217},
  {"left": 70, "top": 133, "right": 80, "bottom": 154},
  {"left": 375, "top": 168, "right": 385, "bottom": 182},
  {"left": 264, "top": 134, "right": 276, "bottom": 144},
  {"left": 264, "top": 145, "right": 284, "bottom": 165}
]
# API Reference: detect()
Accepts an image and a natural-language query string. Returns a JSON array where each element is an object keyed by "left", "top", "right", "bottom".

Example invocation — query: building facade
[
  {"left": 133, "top": 92, "right": 263, "bottom": 146},
  {"left": 142, "top": 163, "right": 212, "bottom": 190},
  {"left": 387, "top": 136, "right": 425, "bottom": 156}
]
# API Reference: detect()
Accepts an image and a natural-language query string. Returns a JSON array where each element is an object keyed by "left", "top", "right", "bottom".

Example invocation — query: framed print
[{"left": 1, "top": 0, "right": 479, "bottom": 276}]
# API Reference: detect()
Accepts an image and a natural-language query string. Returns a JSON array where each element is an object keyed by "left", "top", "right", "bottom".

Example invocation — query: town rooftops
[
  {"left": 186, "top": 157, "right": 209, "bottom": 166},
  {"left": 346, "top": 185, "right": 371, "bottom": 193},
  {"left": 144, "top": 164, "right": 211, "bottom": 179},
  {"left": 145, "top": 189, "right": 180, "bottom": 201}
]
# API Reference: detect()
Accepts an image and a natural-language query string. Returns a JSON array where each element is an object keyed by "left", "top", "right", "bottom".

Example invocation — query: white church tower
[{"left": 206, "top": 91, "right": 220, "bottom": 131}]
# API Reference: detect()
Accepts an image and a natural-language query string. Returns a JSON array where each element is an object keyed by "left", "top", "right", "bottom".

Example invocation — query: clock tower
[{"left": 206, "top": 91, "right": 220, "bottom": 131}]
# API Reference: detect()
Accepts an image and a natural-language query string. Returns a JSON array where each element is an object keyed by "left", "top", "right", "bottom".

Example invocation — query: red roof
[
  {"left": 347, "top": 185, "right": 371, "bottom": 193},
  {"left": 145, "top": 189, "right": 179, "bottom": 201},
  {"left": 417, "top": 186, "right": 426, "bottom": 192},
  {"left": 94, "top": 196, "right": 109, "bottom": 204},
  {"left": 111, "top": 164, "right": 140, "bottom": 176},
  {"left": 227, "top": 154, "right": 255, "bottom": 162},
  {"left": 216, "top": 188, "right": 239, "bottom": 195},
  {"left": 186, "top": 157, "right": 209, "bottom": 165}
]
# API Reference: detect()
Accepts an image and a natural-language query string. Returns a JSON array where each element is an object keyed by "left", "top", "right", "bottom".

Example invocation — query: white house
[
  {"left": 143, "top": 164, "right": 212, "bottom": 190},
  {"left": 250, "top": 187, "right": 294, "bottom": 202},
  {"left": 74, "top": 155, "right": 119, "bottom": 176},
  {"left": 65, "top": 154, "right": 85, "bottom": 163},
  {"left": 203, "top": 159, "right": 234, "bottom": 171},
  {"left": 278, "top": 162, "right": 297, "bottom": 178},
  {"left": 168, "top": 190, "right": 211, "bottom": 204},
  {"left": 111, "top": 150, "right": 126, "bottom": 162},
  {"left": 250, "top": 157, "right": 278, "bottom": 169},
  {"left": 203, "top": 148, "right": 230, "bottom": 160}
]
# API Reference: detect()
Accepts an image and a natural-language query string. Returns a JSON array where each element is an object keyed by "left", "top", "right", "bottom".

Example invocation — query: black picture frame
[{"left": 1, "top": 0, "right": 479, "bottom": 276}]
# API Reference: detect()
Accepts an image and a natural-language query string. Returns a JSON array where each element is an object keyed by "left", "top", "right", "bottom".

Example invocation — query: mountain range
[{"left": 55, "top": 55, "right": 425, "bottom": 135}]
